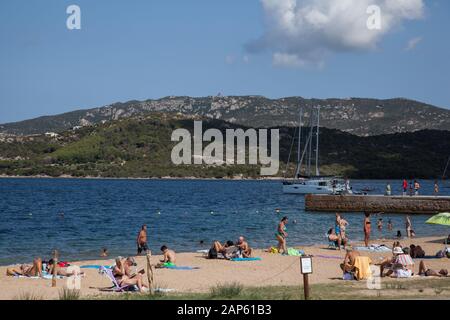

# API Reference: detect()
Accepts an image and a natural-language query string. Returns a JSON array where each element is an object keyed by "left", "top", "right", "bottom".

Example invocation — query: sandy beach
[{"left": 1, "top": 236, "right": 449, "bottom": 300}]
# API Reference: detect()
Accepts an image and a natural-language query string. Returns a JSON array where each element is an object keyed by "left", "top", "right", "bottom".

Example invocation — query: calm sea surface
[{"left": 0, "top": 178, "right": 448, "bottom": 265}]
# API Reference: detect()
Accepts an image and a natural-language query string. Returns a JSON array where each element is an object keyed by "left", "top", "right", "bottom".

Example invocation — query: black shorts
[{"left": 137, "top": 242, "right": 149, "bottom": 254}]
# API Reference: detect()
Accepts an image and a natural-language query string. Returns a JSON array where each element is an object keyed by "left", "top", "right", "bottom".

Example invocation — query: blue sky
[{"left": 0, "top": 0, "right": 449, "bottom": 123}]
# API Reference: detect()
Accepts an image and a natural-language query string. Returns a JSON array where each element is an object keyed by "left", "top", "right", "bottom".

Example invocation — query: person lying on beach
[
  {"left": 340, "top": 248, "right": 360, "bottom": 274},
  {"left": 327, "top": 228, "right": 347, "bottom": 250},
  {"left": 236, "top": 236, "right": 252, "bottom": 258},
  {"left": 6, "top": 257, "right": 42, "bottom": 277},
  {"left": 46, "top": 259, "right": 85, "bottom": 277},
  {"left": 156, "top": 245, "right": 177, "bottom": 268},
  {"left": 211, "top": 241, "right": 239, "bottom": 259},
  {"left": 378, "top": 246, "right": 414, "bottom": 278},
  {"left": 418, "top": 261, "right": 448, "bottom": 277},
  {"left": 113, "top": 256, "right": 148, "bottom": 292}
]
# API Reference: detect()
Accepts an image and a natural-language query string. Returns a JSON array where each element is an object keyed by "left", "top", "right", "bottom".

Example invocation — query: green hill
[{"left": 0, "top": 114, "right": 449, "bottom": 179}]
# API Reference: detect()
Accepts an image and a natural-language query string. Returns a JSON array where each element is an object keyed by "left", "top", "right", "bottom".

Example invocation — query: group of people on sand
[
  {"left": 327, "top": 213, "right": 349, "bottom": 250},
  {"left": 6, "top": 257, "right": 84, "bottom": 278},
  {"left": 340, "top": 240, "right": 448, "bottom": 280},
  {"left": 209, "top": 236, "right": 252, "bottom": 259},
  {"left": 136, "top": 224, "right": 177, "bottom": 267}
]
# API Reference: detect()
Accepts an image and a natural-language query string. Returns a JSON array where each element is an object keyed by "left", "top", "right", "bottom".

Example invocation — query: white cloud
[
  {"left": 248, "top": 0, "right": 425, "bottom": 67},
  {"left": 405, "top": 36, "right": 423, "bottom": 51}
]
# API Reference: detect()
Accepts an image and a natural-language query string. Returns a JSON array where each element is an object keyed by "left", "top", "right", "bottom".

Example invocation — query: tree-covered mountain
[
  {"left": 1, "top": 114, "right": 449, "bottom": 179},
  {"left": 1, "top": 96, "right": 449, "bottom": 136}
]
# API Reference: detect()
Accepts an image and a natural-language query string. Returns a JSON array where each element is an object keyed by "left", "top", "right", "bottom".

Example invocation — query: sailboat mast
[
  {"left": 315, "top": 106, "right": 320, "bottom": 176},
  {"left": 443, "top": 156, "right": 450, "bottom": 180},
  {"left": 307, "top": 113, "right": 313, "bottom": 177},
  {"left": 295, "top": 108, "right": 303, "bottom": 178}
]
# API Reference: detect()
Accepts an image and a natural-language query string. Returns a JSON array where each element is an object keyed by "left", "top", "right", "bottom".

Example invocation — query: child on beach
[{"left": 157, "top": 245, "right": 177, "bottom": 267}]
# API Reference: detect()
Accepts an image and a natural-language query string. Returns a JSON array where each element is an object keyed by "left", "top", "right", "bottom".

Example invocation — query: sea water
[{"left": 0, "top": 178, "right": 448, "bottom": 265}]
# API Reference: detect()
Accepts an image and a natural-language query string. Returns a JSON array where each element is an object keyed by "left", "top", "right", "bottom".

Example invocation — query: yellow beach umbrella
[{"left": 426, "top": 212, "right": 450, "bottom": 226}]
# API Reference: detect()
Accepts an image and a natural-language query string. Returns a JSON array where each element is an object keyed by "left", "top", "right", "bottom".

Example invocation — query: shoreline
[
  {"left": 0, "top": 236, "right": 448, "bottom": 300},
  {"left": 0, "top": 174, "right": 285, "bottom": 181}
]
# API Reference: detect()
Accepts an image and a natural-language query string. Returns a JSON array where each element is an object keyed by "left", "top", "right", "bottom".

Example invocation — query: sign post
[{"left": 300, "top": 255, "right": 313, "bottom": 300}]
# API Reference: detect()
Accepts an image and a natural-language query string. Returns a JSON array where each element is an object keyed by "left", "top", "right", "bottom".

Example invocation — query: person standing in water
[
  {"left": 387, "top": 219, "right": 393, "bottom": 232},
  {"left": 377, "top": 218, "right": 383, "bottom": 233},
  {"left": 276, "top": 217, "right": 288, "bottom": 255},
  {"left": 136, "top": 224, "right": 149, "bottom": 255},
  {"left": 364, "top": 212, "right": 371, "bottom": 247},
  {"left": 434, "top": 181, "right": 439, "bottom": 195},
  {"left": 405, "top": 215, "right": 413, "bottom": 238}
]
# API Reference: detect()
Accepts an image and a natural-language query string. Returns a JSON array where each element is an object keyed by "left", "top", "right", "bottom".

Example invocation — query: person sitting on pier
[
  {"left": 418, "top": 261, "right": 448, "bottom": 277},
  {"left": 236, "top": 236, "right": 252, "bottom": 258},
  {"left": 6, "top": 257, "right": 42, "bottom": 277},
  {"left": 378, "top": 247, "right": 414, "bottom": 278}
]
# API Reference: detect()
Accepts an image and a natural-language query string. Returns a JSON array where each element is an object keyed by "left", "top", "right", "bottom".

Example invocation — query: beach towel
[
  {"left": 164, "top": 266, "right": 200, "bottom": 270},
  {"left": 353, "top": 256, "right": 372, "bottom": 281},
  {"left": 230, "top": 257, "right": 262, "bottom": 262},
  {"left": 80, "top": 265, "right": 112, "bottom": 269},
  {"left": 355, "top": 245, "right": 391, "bottom": 252},
  {"left": 315, "top": 254, "right": 342, "bottom": 260},
  {"left": 14, "top": 274, "right": 65, "bottom": 279},
  {"left": 287, "top": 248, "right": 302, "bottom": 256}
]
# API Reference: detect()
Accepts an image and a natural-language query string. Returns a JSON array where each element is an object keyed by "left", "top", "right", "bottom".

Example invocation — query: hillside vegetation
[{"left": 0, "top": 115, "right": 449, "bottom": 179}]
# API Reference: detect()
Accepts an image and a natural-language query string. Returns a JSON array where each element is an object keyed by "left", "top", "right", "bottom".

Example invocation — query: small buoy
[
  {"left": 157, "top": 211, "right": 161, "bottom": 215},
  {"left": 210, "top": 211, "right": 214, "bottom": 215}
]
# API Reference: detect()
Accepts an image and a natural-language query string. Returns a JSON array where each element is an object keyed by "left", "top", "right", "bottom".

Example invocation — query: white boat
[
  {"left": 282, "top": 107, "right": 351, "bottom": 195},
  {"left": 283, "top": 177, "right": 349, "bottom": 194}
]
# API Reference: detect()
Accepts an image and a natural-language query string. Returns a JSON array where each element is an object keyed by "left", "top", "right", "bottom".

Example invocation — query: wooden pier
[{"left": 305, "top": 194, "right": 450, "bottom": 214}]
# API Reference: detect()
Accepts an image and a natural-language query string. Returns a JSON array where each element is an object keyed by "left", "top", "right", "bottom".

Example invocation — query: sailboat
[
  {"left": 442, "top": 156, "right": 450, "bottom": 189},
  {"left": 282, "top": 107, "right": 350, "bottom": 195}
]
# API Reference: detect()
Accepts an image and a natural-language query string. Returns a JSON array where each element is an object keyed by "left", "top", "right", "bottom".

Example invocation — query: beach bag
[
  {"left": 343, "top": 272, "right": 354, "bottom": 281},
  {"left": 208, "top": 247, "right": 218, "bottom": 259}
]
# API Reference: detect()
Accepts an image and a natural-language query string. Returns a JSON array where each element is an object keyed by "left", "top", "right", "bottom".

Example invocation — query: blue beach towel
[
  {"left": 164, "top": 266, "right": 200, "bottom": 270},
  {"left": 80, "top": 265, "right": 112, "bottom": 269},
  {"left": 230, "top": 257, "right": 262, "bottom": 262}
]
